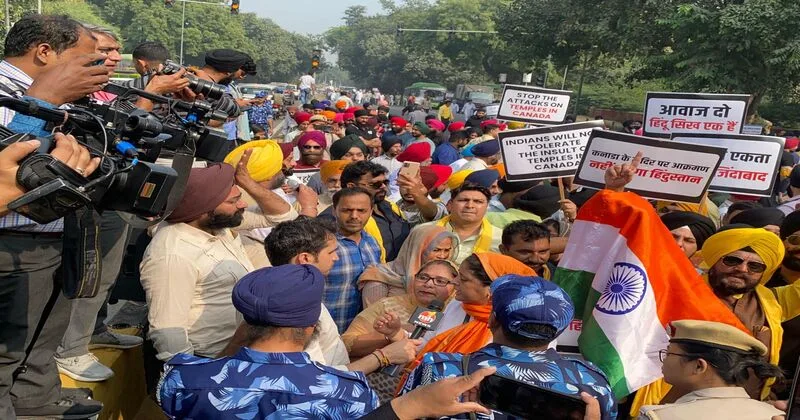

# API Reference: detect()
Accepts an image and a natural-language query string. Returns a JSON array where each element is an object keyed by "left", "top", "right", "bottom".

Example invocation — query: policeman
[
  {"left": 639, "top": 320, "right": 784, "bottom": 420},
  {"left": 399, "top": 275, "right": 617, "bottom": 420},
  {"left": 158, "top": 264, "right": 379, "bottom": 419}
]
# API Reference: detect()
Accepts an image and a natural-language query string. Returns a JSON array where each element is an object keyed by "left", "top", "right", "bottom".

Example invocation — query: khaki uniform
[{"left": 639, "top": 387, "right": 783, "bottom": 420}]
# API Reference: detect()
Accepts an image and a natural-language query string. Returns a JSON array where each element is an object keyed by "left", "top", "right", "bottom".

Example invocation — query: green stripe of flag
[
  {"left": 552, "top": 268, "right": 595, "bottom": 318},
  {"left": 580, "top": 289, "right": 631, "bottom": 399}
]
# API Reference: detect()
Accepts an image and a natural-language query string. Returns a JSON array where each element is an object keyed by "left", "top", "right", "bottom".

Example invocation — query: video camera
[{"left": 0, "top": 83, "right": 232, "bottom": 224}]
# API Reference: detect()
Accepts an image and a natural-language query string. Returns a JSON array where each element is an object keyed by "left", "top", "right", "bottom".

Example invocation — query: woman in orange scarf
[{"left": 396, "top": 252, "right": 535, "bottom": 393}]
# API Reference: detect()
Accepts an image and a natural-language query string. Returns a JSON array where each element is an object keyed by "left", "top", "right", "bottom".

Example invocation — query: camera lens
[
  {"left": 189, "top": 78, "right": 225, "bottom": 101},
  {"left": 124, "top": 115, "right": 163, "bottom": 137}
]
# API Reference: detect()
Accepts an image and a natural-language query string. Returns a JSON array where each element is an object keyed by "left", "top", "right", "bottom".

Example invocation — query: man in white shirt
[
  {"left": 140, "top": 161, "right": 294, "bottom": 361},
  {"left": 298, "top": 72, "right": 315, "bottom": 104},
  {"left": 372, "top": 133, "right": 403, "bottom": 174},
  {"left": 218, "top": 217, "right": 419, "bottom": 373}
]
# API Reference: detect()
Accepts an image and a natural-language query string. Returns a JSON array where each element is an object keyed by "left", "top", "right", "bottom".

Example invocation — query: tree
[{"left": 499, "top": 0, "right": 800, "bottom": 114}]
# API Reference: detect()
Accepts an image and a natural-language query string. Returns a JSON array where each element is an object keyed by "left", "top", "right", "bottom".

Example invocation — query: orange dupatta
[{"left": 396, "top": 253, "right": 535, "bottom": 394}]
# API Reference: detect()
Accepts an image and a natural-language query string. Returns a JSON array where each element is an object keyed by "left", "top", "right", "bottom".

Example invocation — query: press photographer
[{"left": 0, "top": 15, "right": 110, "bottom": 420}]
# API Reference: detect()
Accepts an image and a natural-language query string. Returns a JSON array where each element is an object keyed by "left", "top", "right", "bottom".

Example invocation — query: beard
[
  {"left": 783, "top": 253, "right": 800, "bottom": 272},
  {"left": 301, "top": 152, "right": 323, "bottom": 165},
  {"left": 203, "top": 208, "right": 244, "bottom": 230},
  {"left": 707, "top": 267, "right": 759, "bottom": 296}
]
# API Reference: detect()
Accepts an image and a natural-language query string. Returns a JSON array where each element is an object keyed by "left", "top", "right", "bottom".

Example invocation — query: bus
[{"left": 403, "top": 82, "right": 447, "bottom": 109}]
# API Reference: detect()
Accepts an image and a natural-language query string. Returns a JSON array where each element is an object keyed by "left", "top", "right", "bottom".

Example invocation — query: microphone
[{"left": 381, "top": 300, "right": 445, "bottom": 377}]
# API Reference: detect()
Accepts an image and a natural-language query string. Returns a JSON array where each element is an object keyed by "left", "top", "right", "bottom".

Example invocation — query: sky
[{"left": 247, "top": 0, "right": 383, "bottom": 35}]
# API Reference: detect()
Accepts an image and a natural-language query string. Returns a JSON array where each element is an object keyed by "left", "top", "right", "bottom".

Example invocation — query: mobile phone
[
  {"left": 90, "top": 58, "right": 106, "bottom": 66},
  {"left": 786, "top": 356, "right": 800, "bottom": 420},
  {"left": 479, "top": 374, "right": 586, "bottom": 420},
  {"left": 399, "top": 161, "right": 420, "bottom": 179}
]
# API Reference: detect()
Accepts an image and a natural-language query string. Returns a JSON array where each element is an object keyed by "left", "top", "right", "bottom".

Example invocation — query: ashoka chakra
[{"left": 595, "top": 262, "right": 647, "bottom": 315}]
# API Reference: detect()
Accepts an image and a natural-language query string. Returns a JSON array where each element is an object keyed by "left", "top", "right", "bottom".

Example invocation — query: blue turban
[
  {"left": 491, "top": 275, "right": 574, "bottom": 340},
  {"left": 461, "top": 143, "right": 476, "bottom": 157},
  {"left": 472, "top": 139, "right": 500, "bottom": 157},
  {"left": 465, "top": 169, "right": 500, "bottom": 189},
  {"left": 232, "top": 265, "right": 324, "bottom": 328}
]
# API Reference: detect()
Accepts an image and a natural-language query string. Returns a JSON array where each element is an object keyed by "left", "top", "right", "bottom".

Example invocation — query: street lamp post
[
  {"left": 179, "top": 1, "right": 186, "bottom": 64},
  {"left": 172, "top": 0, "right": 227, "bottom": 65}
]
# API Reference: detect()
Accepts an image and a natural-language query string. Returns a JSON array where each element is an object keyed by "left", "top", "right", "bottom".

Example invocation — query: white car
[{"left": 239, "top": 83, "right": 275, "bottom": 99}]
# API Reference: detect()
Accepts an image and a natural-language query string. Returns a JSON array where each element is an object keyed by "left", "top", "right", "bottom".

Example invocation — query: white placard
[
  {"left": 671, "top": 134, "right": 784, "bottom": 197},
  {"left": 497, "top": 84, "right": 572, "bottom": 124},
  {"left": 498, "top": 121, "right": 605, "bottom": 181},
  {"left": 742, "top": 124, "right": 764, "bottom": 135},
  {"left": 643, "top": 92, "right": 750, "bottom": 138},
  {"left": 574, "top": 131, "right": 726, "bottom": 203}
]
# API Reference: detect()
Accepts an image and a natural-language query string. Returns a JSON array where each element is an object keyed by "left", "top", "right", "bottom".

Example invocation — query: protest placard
[
  {"left": 498, "top": 120, "right": 605, "bottom": 181},
  {"left": 497, "top": 84, "right": 572, "bottom": 124},
  {"left": 671, "top": 133, "right": 784, "bottom": 197},
  {"left": 574, "top": 131, "right": 725, "bottom": 203},
  {"left": 643, "top": 92, "right": 750, "bottom": 138},
  {"left": 742, "top": 124, "right": 764, "bottom": 135}
]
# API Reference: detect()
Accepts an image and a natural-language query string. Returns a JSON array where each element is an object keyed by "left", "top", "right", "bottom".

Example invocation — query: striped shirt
[
  {"left": 0, "top": 61, "right": 63, "bottom": 232},
  {"left": 324, "top": 231, "right": 381, "bottom": 333}
]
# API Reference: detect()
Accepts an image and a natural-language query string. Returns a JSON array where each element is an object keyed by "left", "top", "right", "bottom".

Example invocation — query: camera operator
[
  {"left": 191, "top": 49, "right": 248, "bottom": 135},
  {"left": 125, "top": 41, "right": 190, "bottom": 112},
  {"left": 51, "top": 24, "right": 145, "bottom": 386},
  {"left": 0, "top": 15, "right": 112, "bottom": 419},
  {"left": 83, "top": 24, "right": 122, "bottom": 104}
]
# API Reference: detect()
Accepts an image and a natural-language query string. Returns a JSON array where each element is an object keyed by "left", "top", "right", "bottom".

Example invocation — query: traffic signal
[
  {"left": 311, "top": 49, "right": 321, "bottom": 70},
  {"left": 536, "top": 75, "right": 545, "bottom": 87},
  {"left": 165, "top": 0, "right": 175, "bottom": 6},
  {"left": 230, "top": 0, "right": 240, "bottom": 14}
]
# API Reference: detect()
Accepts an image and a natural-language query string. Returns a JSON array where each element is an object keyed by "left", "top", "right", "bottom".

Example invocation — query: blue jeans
[{"left": 299, "top": 88, "right": 311, "bottom": 104}]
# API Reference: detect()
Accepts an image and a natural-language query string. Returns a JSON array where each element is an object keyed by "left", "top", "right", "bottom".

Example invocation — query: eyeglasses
[
  {"left": 787, "top": 234, "right": 800, "bottom": 246},
  {"left": 361, "top": 179, "right": 389, "bottom": 189},
  {"left": 720, "top": 255, "right": 767, "bottom": 274},
  {"left": 415, "top": 273, "right": 454, "bottom": 287},
  {"left": 302, "top": 145, "right": 323, "bottom": 150},
  {"left": 658, "top": 349, "right": 692, "bottom": 362}
]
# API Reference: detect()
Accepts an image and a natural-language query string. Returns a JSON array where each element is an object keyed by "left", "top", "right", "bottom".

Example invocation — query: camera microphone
[{"left": 381, "top": 300, "right": 445, "bottom": 377}]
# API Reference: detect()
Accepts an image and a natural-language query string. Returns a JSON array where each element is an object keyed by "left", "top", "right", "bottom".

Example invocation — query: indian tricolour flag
[{"left": 552, "top": 189, "right": 746, "bottom": 398}]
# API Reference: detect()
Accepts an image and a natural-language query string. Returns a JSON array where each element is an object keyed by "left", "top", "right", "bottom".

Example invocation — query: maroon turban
[
  {"left": 167, "top": 163, "right": 235, "bottom": 223},
  {"left": 297, "top": 130, "right": 327, "bottom": 149}
]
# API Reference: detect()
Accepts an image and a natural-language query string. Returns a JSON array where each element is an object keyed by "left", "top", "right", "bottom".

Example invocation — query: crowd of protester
[{"left": 0, "top": 13, "right": 798, "bottom": 420}]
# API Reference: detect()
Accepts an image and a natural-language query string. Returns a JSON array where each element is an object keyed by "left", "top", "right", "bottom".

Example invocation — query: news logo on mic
[{"left": 410, "top": 305, "right": 443, "bottom": 331}]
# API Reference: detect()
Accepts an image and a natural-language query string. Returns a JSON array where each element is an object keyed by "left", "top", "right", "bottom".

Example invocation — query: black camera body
[
  {"left": 160, "top": 59, "right": 226, "bottom": 100},
  {"left": 0, "top": 87, "right": 231, "bottom": 224}
]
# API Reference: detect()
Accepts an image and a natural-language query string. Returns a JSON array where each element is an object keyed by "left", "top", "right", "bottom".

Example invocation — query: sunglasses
[
  {"left": 786, "top": 234, "right": 800, "bottom": 246},
  {"left": 361, "top": 180, "right": 389, "bottom": 189},
  {"left": 720, "top": 255, "right": 767, "bottom": 274},
  {"left": 302, "top": 145, "right": 323, "bottom": 150}
]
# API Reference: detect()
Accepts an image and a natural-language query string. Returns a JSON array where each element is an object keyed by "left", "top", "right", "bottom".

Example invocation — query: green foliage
[
  {"left": 87, "top": 0, "right": 317, "bottom": 82},
  {"left": 326, "top": 0, "right": 513, "bottom": 92},
  {"left": 499, "top": 0, "right": 800, "bottom": 114}
]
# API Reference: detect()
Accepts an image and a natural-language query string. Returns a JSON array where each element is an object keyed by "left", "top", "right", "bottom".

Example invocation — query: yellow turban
[
  {"left": 320, "top": 160, "right": 350, "bottom": 183},
  {"left": 656, "top": 198, "right": 721, "bottom": 228},
  {"left": 224, "top": 140, "right": 283, "bottom": 183},
  {"left": 447, "top": 169, "right": 475, "bottom": 190},
  {"left": 322, "top": 110, "right": 336, "bottom": 121},
  {"left": 701, "top": 228, "right": 785, "bottom": 283},
  {"left": 507, "top": 121, "right": 525, "bottom": 130}
]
